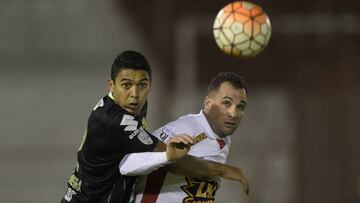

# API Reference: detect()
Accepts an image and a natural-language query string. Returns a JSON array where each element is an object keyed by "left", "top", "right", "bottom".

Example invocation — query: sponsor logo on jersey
[
  {"left": 129, "top": 128, "right": 141, "bottom": 139},
  {"left": 160, "top": 132, "right": 169, "bottom": 142},
  {"left": 181, "top": 177, "right": 218, "bottom": 203},
  {"left": 159, "top": 127, "right": 175, "bottom": 142},
  {"left": 120, "top": 114, "right": 138, "bottom": 131},
  {"left": 193, "top": 133, "right": 207, "bottom": 144},
  {"left": 64, "top": 187, "right": 77, "bottom": 202}
]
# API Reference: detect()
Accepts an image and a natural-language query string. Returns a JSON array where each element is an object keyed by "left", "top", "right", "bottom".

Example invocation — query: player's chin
[
  {"left": 221, "top": 127, "right": 235, "bottom": 136},
  {"left": 125, "top": 106, "right": 140, "bottom": 115}
]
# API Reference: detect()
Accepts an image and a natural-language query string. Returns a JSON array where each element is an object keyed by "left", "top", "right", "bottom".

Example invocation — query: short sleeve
[
  {"left": 152, "top": 124, "right": 178, "bottom": 143},
  {"left": 153, "top": 119, "right": 198, "bottom": 142}
]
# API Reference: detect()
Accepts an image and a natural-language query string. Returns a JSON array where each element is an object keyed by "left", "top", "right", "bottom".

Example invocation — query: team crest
[
  {"left": 128, "top": 127, "right": 154, "bottom": 145},
  {"left": 137, "top": 127, "right": 154, "bottom": 145}
]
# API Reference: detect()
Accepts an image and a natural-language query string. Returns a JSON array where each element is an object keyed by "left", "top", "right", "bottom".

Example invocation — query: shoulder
[
  {"left": 90, "top": 95, "right": 137, "bottom": 127},
  {"left": 153, "top": 112, "right": 203, "bottom": 141},
  {"left": 172, "top": 113, "right": 201, "bottom": 129}
]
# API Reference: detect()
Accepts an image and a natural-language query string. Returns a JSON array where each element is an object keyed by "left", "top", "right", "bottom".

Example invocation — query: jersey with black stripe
[{"left": 63, "top": 94, "right": 157, "bottom": 203}]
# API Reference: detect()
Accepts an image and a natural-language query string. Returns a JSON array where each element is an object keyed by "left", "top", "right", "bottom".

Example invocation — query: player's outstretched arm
[
  {"left": 165, "top": 155, "right": 249, "bottom": 195},
  {"left": 119, "top": 134, "right": 193, "bottom": 176}
]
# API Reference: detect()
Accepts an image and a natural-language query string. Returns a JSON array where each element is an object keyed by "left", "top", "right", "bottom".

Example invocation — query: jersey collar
[
  {"left": 199, "top": 110, "right": 222, "bottom": 140},
  {"left": 199, "top": 110, "right": 231, "bottom": 146},
  {"left": 108, "top": 92, "right": 143, "bottom": 118},
  {"left": 108, "top": 92, "right": 115, "bottom": 100}
]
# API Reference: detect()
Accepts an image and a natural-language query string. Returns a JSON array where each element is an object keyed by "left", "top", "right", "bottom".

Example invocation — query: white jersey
[{"left": 132, "top": 111, "right": 231, "bottom": 203}]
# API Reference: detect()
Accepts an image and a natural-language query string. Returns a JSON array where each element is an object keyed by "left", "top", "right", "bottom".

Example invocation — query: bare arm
[
  {"left": 165, "top": 155, "right": 249, "bottom": 195},
  {"left": 153, "top": 139, "right": 166, "bottom": 152}
]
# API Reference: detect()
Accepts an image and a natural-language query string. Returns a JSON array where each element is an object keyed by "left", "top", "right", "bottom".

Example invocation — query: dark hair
[
  {"left": 111, "top": 50, "right": 152, "bottom": 81},
  {"left": 207, "top": 72, "right": 247, "bottom": 94}
]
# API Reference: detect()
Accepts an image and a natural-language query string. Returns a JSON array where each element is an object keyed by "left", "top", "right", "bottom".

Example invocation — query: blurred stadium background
[{"left": 0, "top": 0, "right": 359, "bottom": 203}]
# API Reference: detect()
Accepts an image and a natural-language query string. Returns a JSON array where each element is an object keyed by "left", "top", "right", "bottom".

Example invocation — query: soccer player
[
  {"left": 119, "top": 72, "right": 249, "bottom": 203},
  {"left": 60, "top": 50, "right": 194, "bottom": 203}
]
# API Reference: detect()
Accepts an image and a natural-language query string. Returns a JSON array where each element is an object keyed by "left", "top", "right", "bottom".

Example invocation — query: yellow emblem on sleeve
[{"left": 193, "top": 133, "right": 207, "bottom": 144}]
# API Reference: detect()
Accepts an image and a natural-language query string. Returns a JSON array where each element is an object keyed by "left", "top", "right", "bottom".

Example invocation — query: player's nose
[
  {"left": 130, "top": 86, "right": 139, "bottom": 98},
  {"left": 228, "top": 107, "right": 238, "bottom": 118}
]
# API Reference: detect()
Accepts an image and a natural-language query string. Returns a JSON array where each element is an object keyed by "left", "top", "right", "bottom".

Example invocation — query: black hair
[
  {"left": 207, "top": 72, "right": 247, "bottom": 94},
  {"left": 111, "top": 50, "right": 152, "bottom": 81}
]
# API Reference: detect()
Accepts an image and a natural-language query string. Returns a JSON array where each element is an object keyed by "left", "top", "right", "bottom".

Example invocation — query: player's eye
[
  {"left": 237, "top": 104, "right": 246, "bottom": 111},
  {"left": 138, "top": 83, "right": 148, "bottom": 88},
  {"left": 121, "top": 83, "right": 131, "bottom": 89},
  {"left": 222, "top": 100, "right": 231, "bottom": 107}
]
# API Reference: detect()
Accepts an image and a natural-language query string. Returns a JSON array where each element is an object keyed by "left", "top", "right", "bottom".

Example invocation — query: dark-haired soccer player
[
  {"left": 118, "top": 72, "right": 249, "bottom": 203},
  {"left": 60, "top": 51, "right": 193, "bottom": 203}
]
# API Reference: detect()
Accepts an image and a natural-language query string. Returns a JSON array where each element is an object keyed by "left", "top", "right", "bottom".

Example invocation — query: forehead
[
  {"left": 215, "top": 82, "right": 247, "bottom": 101},
  {"left": 115, "top": 69, "right": 149, "bottom": 81}
]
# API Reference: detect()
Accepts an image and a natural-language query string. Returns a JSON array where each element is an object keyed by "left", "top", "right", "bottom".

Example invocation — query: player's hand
[
  {"left": 221, "top": 165, "right": 249, "bottom": 195},
  {"left": 165, "top": 134, "right": 194, "bottom": 161}
]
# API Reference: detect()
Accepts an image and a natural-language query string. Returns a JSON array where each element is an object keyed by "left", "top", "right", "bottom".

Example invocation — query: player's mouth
[
  {"left": 224, "top": 121, "right": 236, "bottom": 128},
  {"left": 128, "top": 102, "right": 139, "bottom": 109}
]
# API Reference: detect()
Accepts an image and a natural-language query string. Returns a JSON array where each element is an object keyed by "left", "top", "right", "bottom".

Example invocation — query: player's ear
[
  {"left": 204, "top": 96, "right": 212, "bottom": 111},
  {"left": 107, "top": 78, "right": 114, "bottom": 92}
]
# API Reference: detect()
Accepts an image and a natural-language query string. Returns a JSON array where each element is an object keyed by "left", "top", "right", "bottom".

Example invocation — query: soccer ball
[{"left": 213, "top": 1, "right": 271, "bottom": 59}]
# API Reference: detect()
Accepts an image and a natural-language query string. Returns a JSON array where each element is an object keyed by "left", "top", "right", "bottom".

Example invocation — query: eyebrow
[
  {"left": 119, "top": 78, "right": 149, "bottom": 82},
  {"left": 222, "top": 96, "right": 234, "bottom": 101}
]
